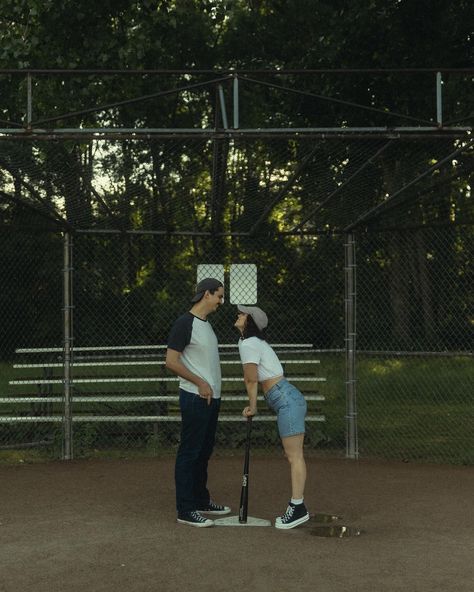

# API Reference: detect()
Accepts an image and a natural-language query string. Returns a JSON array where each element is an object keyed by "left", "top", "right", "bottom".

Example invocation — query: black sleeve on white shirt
[{"left": 167, "top": 313, "right": 193, "bottom": 352}]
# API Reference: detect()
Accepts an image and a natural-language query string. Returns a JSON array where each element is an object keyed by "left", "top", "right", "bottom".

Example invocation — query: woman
[{"left": 235, "top": 305, "right": 309, "bottom": 529}]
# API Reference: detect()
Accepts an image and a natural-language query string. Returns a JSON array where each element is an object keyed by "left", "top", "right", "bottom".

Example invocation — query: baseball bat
[{"left": 239, "top": 416, "right": 253, "bottom": 523}]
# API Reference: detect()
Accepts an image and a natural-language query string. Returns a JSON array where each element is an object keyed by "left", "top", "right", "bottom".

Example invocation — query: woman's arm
[{"left": 242, "top": 362, "right": 259, "bottom": 417}]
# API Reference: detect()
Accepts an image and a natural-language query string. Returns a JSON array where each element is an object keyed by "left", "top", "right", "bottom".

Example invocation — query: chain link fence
[
  {"left": 0, "top": 228, "right": 64, "bottom": 456},
  {"left": 355, "top": 226, "right": 473, "bottom": 464},
  {"left": 0, "top": 67, "right": 472, "bottom": 465},
  {"left": 1, "top": 225, "right": 472, "bottom": 463}
]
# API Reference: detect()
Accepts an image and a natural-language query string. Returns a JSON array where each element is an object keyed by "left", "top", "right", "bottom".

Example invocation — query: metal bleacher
[{"left": 1, "top": 344, "right": 326, "bottom": 425}]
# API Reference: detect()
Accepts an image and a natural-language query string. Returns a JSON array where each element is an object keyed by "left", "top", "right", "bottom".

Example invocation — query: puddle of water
[{"left": 310, "top": 513, "right": 342, "bottom": 524}]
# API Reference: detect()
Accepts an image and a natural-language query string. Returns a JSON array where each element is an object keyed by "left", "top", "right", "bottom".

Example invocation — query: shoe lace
[
  {"left": 281, "top": 505, "right": 295, "bottom": 522},
  {"left": 190, "top": 511, "right": 205, "bottom": 522}
]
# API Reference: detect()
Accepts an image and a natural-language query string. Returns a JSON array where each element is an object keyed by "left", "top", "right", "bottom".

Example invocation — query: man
[{"left": 166, "top": 277, "right": 231, "bottom": 527}]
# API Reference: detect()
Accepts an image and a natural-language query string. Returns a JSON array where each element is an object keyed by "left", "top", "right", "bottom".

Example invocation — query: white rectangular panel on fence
[
  {"left": 197, "top": 264, "right": 225, "bottom": 286},
  {"left": 229, "top": 264, "right": 257, "bottom": 304}
]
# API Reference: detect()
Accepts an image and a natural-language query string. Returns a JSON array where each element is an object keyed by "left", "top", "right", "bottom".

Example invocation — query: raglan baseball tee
[{"left": 167, "top": 312, "right": 221, "bottom": 398}]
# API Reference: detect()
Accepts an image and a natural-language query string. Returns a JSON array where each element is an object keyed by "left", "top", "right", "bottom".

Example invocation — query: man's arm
[{"left": 165, "top": 348, "right": 212, "bottom": 405}]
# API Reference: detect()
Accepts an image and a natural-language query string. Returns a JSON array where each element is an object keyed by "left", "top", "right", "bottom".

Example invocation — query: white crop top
[{"left": 238, "top": 337, "right": 284, "bottom": 382}]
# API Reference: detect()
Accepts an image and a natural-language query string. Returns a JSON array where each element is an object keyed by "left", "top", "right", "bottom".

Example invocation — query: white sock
[{"left": 291, "top": 498, "right": 304, "bottom": 505}]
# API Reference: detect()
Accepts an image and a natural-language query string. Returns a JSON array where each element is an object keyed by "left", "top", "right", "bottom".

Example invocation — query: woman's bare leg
[{"left": 281, "top": 434, "right": 306, "bottom": 499}]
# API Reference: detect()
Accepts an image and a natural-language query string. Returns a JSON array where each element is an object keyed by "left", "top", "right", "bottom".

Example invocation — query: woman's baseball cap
[{"left": 237, "top": 305, "right": 268, "bottom": 330}]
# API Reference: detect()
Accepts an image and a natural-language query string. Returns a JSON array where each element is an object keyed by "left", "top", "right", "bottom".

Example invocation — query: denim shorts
[{"left": 264, "top": 378, "right": 307, "bottom": 438}]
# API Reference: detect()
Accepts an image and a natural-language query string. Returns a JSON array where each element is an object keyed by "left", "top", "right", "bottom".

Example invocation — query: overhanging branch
[
  {"left": 248, "top": 145, "right": 319, "bottom": 236},
  {"left": 293, "top": 141, "right": 393, "bottom": 232},
  {"left": 343, "top": 139, "right": 474, "bottom": 232},
  {"left": 0, "top": 190, "right": 72, "bottom": 230}
]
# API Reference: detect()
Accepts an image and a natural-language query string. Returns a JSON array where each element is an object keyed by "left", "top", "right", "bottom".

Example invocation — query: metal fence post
[
  {"left": 345, "top": 232, "right": 358, "bottom": 459},
  {"left": 436, "top": 71, "right": 443, "bottom": 127},
  {"left": 218, "top": 84, "right": 229, "bottom": 130},
  {"left": 26, "top": 72, "right": 32, "bottom": 129},
  {"left": 63, "top": 232, "right": 74, "bottom": 460},
  {"left": 233, "top": 74, "right": 239, "bottom": 129}
]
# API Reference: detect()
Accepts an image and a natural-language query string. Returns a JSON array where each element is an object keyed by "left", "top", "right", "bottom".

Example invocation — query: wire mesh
[
  {"left": 0, "top": 232, "right": 341, "bottom": 457},
  {"left": 0, "top": 136, "right": 472, "bottom": 236},
  {"left": 355, "top": 226, "right": 474, "bottom": 464},
  {"left": 0, "top": 133, "right": 472, "bottom": 464},
  {"left": 67, "top": 233, "right": 340, "bottom": 455},
  {"left": 1, "top": 226, "right": 472, "bottom": 464},
  {"left": 0, "top": 227, "right": 64, "bottom": 456}
]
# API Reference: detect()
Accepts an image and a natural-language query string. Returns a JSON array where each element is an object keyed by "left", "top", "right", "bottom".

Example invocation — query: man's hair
[{"left": 242, "top": 314, "right": 267, "bottom": 341}]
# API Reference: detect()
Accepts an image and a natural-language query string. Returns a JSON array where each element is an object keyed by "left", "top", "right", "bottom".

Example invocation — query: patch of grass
[
  {"left": 0, "top": 448, "right": 57, "bottom": 464},
  {"left": 318, "top": 353, "right": 473, "bottom": 464}
]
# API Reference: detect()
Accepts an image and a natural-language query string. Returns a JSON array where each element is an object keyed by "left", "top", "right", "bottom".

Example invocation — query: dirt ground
[{"left": 0, "top": 454, "right": 473, "bottom": 592}]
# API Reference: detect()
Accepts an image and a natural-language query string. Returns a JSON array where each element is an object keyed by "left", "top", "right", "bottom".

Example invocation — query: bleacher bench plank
[
  {"left": 3, "top": 344, "right": 326, "bottom": 426},
  {"left": 0, "top": 415, "right": 325, "bottom": 423}
]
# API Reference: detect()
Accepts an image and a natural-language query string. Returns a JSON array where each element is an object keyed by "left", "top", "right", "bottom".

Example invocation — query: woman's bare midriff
[{"left": 261, "top": 375, "right": 284, "bottom": 395}]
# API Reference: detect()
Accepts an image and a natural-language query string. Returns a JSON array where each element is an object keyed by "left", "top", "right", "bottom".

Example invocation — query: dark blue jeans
[{"left": 175, "top": 389, "right": 221, "bottom": 513}]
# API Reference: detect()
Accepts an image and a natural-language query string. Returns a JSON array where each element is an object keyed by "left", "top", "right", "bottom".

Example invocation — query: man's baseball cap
[
  {"left": 237, "top": 305, "right": 268, "bottom": 331},
  {"left": 191, "top": 278, "right": 223, "bottom": 303}
]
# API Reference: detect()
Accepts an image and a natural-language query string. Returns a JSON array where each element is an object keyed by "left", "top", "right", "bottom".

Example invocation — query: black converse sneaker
[
  {"left": 275, "top": 502, "right": 310, "bottom": 530},
  {"left": 197, "top": 501, "right": 231, "bottom": 515},
  {"left": 177, "top": 511, "right": 214, "bottom": 527}
]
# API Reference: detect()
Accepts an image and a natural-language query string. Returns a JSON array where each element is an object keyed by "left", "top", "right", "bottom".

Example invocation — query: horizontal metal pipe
[
  {"left": 16, "top": 343, "right": 312, "bottom": 353},
  {"left": 0, "top": 394, "right": 325, "bottom": 404},
  {"left": 1, "top": 68, "right": 473, "bottom": 75},
  {"left": 10, "top": 376, "right": 326, "bottom": 385},
  {"left": 1, "top": 125, "right": 471, "bottom": 134}
]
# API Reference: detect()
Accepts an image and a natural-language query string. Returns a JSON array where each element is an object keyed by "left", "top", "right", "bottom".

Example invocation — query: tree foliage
[{"left": 0, "top": 1, "right": 473, "bottom": 354}]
